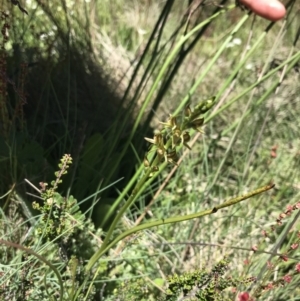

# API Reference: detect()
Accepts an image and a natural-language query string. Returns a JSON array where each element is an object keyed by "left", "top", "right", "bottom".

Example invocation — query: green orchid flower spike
[{"left": 144, "top": 96, "right": 216, "bottom": 171}]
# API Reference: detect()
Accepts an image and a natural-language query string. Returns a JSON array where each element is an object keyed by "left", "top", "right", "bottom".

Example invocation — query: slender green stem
[{"left": 85, "top": 184, "right": 274, "bottom": 280}]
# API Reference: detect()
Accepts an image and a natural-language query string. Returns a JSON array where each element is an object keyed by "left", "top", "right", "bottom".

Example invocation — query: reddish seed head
[
  {"left": 244, "top": 259, "right": 250, "bottom": 265},
  {"left": 270, "top": 150, "right": 277, "bottom": 158},
  {"left": 286, "top": 204, "right": 293, "bottom": 214},
  {"left": 290, "top": 243, "right": 299, "bottom": 250},
  {"left": 251, "top": 245, "right": 258, "bottom": 252},
  {"left": 280, "top": 255, "right": 288, "bottom": 262},
  {"left": 238, "top": 292, "right": 250, "bottom": 301},
  {"left": 279, "top": 213, "right": 286, "bottom": 219},
  {"left": 283, "top": 274, "right": 292, "bottom": 283},
  {"left": 266, "top": 282, "right": 274, "bottom": 290}
]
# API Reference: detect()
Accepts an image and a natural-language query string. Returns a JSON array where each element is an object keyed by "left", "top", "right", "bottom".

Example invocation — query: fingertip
[
  {"left": 268, "top": 1, "right": 286, "bottom": 21},
  {"left": 239, "top": 0, "right": 286, "bottom": 21}
]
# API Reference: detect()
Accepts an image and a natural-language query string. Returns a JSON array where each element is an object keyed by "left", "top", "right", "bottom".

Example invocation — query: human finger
[{"left": 238, "top": 0, "right": 286, "bottom": 21}]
